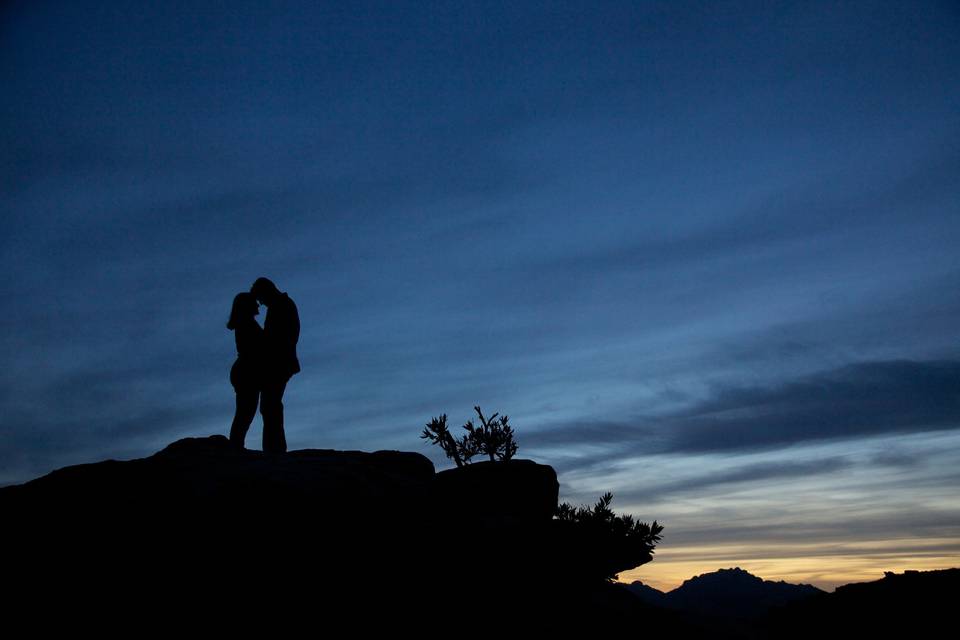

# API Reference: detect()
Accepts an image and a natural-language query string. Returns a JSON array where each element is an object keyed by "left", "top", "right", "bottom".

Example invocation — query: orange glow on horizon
[{"left": 618, "top": 538, "right": 960, "bottom": 592}]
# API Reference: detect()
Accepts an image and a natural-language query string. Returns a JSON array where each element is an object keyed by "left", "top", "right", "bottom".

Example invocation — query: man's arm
[{"left": 290, "top": 300, "right": 300, "bottom": 347}]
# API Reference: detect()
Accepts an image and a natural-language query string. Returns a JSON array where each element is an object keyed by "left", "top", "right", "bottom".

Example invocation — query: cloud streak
[{"left": 528, "top": 360, "right": 960, "bottom": 462}]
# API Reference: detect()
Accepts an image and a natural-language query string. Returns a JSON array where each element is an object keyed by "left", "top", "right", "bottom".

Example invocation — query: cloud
[
  {"left": 642, "top": 457, "right": 853, "bottom": 498},
  {"left": 527, "top": 360, "right": 960, "bottom": 461},
  {"left": 669, "top": 360, "right": 960, "bottom": 452},
  {"left": 651, "top": 506, "right": 960, "bottom": 549},
  {"left": 531, "top": 138, "right": 960, "bottom": 278},
  {"left": 0, "top": 351, "right": 229, "bottom": 483}
]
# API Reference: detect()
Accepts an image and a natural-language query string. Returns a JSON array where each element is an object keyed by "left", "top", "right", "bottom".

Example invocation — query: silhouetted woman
[{"left": 227, "top": 292, "right": 264, "bottom": 449}]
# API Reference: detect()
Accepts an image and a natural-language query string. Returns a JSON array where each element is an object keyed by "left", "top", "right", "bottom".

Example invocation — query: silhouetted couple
[{"left": 227, "top": 277, "right": 300, "bottom": 453}]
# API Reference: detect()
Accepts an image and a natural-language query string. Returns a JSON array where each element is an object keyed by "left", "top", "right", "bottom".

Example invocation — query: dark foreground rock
[
  {"left": 761, "top": 568, "right": 960, "bottom": 639},
  {"left": 1, "top": 436, "right": 673, "bottom": 633}
]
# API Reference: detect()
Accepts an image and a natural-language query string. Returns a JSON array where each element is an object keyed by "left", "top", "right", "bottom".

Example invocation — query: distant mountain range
[
  {"left": 624, "top": 567, "right": 959, "bottom": 638},
  {"left": 624, "top": 567, "right": 825, "bottom": 618}
]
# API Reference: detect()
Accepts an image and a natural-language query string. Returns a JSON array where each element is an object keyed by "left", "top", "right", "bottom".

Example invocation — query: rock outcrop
[
  {"left": 1, "top": 435, "right": 665, "bottom": 632},
  {"left": 433, "top": 458, "right": 559, "bottom": 521}
]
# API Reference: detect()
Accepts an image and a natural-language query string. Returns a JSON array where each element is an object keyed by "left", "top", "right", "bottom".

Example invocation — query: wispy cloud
[{"left": 527, "top": 360, "right": 960, "bottom": 461}]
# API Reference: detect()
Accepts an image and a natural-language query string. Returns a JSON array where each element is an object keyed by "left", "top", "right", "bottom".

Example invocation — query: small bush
[
  {"left": 421, "top": 406, "right": 518, "bottom": 466},
  {"left": 556, "top": 492, "right": 663, "bottom": 581}
]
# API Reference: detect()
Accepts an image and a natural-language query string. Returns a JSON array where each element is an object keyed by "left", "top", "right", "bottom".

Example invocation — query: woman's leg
[{"left": 229, "top": 387, "right": 259, "bottom": 449}]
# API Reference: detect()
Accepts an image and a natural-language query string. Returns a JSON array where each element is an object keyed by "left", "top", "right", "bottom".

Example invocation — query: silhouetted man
[{"left": 250, "top": 277, "right": 300, "bottom": 453}]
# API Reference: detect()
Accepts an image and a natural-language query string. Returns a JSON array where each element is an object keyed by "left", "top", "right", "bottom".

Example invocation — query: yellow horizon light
[{"left": 618, "top": 538, "right": 960, "bottom": 592}]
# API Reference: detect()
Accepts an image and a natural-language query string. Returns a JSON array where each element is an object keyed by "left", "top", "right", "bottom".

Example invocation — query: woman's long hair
[{"left": 227, "top": 292, "right": 258, "bottom": 330}]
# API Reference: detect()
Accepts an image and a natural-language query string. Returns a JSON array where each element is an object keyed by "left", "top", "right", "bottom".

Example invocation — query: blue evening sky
[{"left": 2, "top": 1, "right": 958, "bottom": 588}]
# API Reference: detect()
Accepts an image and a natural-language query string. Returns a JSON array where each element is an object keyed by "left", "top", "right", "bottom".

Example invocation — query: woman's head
[{"left": 227, "top": 292, "right": 259, "bottom": 330}]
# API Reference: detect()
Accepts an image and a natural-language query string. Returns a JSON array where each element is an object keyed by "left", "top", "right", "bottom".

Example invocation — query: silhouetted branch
[{"left": 421, "top": 414, "right": 464, "bottom": 467}]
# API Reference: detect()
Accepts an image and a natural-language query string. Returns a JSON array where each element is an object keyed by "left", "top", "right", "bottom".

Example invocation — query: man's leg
[{"left": 260, "top": 377, "right": 288, "bottom": 453}]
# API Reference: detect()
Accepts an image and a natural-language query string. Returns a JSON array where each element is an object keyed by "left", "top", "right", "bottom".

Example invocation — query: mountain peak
[
  {"left": 628, "top": 567, "right": 825, "bottom": 619},
  {"left": 674, "top": 566, "right": 765, "bottom": 592}
]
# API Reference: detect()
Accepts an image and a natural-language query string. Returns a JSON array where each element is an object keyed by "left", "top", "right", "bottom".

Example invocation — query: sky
[{"left": 2, "top": 1, "right": 959, "bottom": 591}]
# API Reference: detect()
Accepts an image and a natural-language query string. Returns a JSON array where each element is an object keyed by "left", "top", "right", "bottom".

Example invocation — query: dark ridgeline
[
  {"left": 621, "top": 567, "right": 959, "bottom": 639},
  {"left": 0, "top": 436, "right": 677, "bottom": 634},
  {"left": 3, "top": 438, "right": 955, "bottom": 636}
]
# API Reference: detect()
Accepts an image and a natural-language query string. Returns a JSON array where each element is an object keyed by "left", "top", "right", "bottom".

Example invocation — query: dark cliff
[{"left": 1, "top": 435, "right": 667, "bottom": 632}]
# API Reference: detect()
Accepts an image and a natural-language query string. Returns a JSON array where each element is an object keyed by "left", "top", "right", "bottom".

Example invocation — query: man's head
[{"left": 251, "top": 277, "right": 281, "bottom": 306}]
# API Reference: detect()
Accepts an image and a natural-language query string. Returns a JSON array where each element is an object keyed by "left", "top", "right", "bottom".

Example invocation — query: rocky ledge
[{"left": 1, "top": 436, "right": 661, "bottom": 631}]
